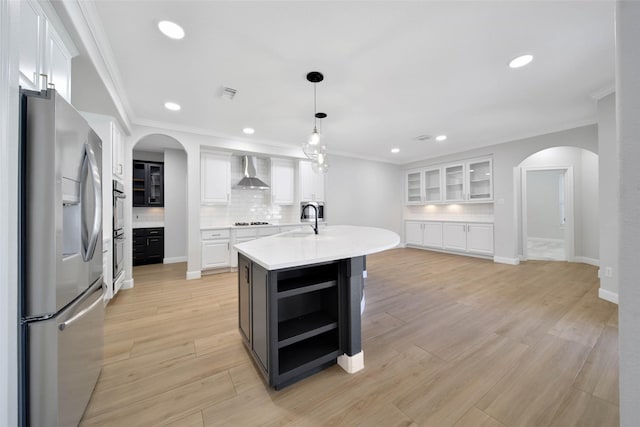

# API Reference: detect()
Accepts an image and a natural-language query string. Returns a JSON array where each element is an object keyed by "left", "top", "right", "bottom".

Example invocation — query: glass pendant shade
[
  {"left": 308, "top": 128, "right": 321, "bottom": 145},
  {"left": 311, "top": 155, "right": 329, "bottom": 174},
  {"left": 303, "top": 141, "right": 326, "bottom": 160}
]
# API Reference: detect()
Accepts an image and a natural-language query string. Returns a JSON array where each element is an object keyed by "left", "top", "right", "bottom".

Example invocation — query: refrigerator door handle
[
  {"left": 81, "top": 143, "right": 102, "bottom": 262},
  {"left": 58, "top": 281, "right": 103, "bottom": 331}
]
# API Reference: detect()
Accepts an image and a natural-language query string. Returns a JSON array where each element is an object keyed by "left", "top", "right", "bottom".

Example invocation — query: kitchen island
[{"left": 235, "top": 225, "right": 400, "bottom": 389}]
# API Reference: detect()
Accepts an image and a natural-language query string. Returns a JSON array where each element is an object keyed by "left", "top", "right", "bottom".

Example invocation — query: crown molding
[
  {"left": 590, "top": 83, "right": 615, "bottom": 100},
  {"left": 57, "top": 0, "right": 133, "bottom": 134},
  {"left": 39, "top": 1, "right": 79, "bottom": 57}
]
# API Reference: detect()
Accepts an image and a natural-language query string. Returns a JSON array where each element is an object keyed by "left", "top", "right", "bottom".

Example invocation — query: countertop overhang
[{"left": 235, "top": 225, "right": 400, "bottom": 270}]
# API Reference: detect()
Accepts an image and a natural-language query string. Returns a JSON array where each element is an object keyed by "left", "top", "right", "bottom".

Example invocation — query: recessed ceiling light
[
  {"left": 164, "top": 101, "right": 181, "bottom": 111},
  {"left": 243, "top": 127, "right": 255, "bottom": 135},
  {"left": 158, "top": 20, "right": 185, "bottom": 40},
  {"left": 509, "top": 54, "right": 533, "bottom": 69},
  {"left": 435, "top": 135, "right": 447, "bottom": 142},
  {"left": 391, "top": 148, "right": 400, "bottom": 154}
]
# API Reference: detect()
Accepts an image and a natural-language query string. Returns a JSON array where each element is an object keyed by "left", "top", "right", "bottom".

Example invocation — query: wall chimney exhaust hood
[{"left": 236, "top": 155, "right": 270, "bottom": 189}]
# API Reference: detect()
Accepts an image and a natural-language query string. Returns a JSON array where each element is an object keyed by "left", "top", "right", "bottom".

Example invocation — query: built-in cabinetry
[
  {"left": 201, "top": 152, "right": 231, "bottom": 205},
  {"left": 298, "top": 160, "right": 325, "bottom": 202},
  {"left": 19, "top": 0, "right": 75, "bottom": 101},
  {"left": 133, "top": 227, "right": 164, "bottom": 266},
  {"left": 405, "top": 157, "right": 493, "bottom": 204},
  {"left": 405, "top": 220, "right": 494, "bottom": 257},
  {"left": 111, "top": 123, "right": 124, "bottom": 179},
  {"left": 270, "top": 158, "right": 295, "bottom": 205},
  {"left": 201, "top": 229, "right": 231, "bottom": 269},
  {"left": 239, "top": 254, "right": 347, "bottom": 389},
  {"left": 133, "top": 161, "right": 164, "bottom": 207}
]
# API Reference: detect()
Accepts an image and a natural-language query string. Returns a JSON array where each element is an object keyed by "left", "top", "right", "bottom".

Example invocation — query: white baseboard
[
  {"left": 164, "top": 256, "right": 187, "bottom": 264},
  {"left": 598, "top": 288, "right": 618, "bottom": 304},
  {"left": 186, "top": 270, "right": 201, "bottom": 280},
  {"left": 121, "top": 278, "right": 134, "bottom": 290},
  {"left": 573, "top": 256, "right": 600, "bottom": 267},
  {"left": 493, "top": 256, "right": 520, "bottom": 265},
  {"left": 337, "top": 350, "right": 364, "bottom": 374}
]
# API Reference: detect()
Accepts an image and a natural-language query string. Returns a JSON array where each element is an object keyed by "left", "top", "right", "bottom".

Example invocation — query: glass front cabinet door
[
  {"left": 423, "top": 167, "right": 442, "bottom": 203},
  {"left": 406, "top": 170, "right": 423, "bottom": 204},
  {"left": 466, "top": 158, "right": 492, "bottom": 201},
  {"left": 444, "top": 164, "right": 465, "bottom": 202}
]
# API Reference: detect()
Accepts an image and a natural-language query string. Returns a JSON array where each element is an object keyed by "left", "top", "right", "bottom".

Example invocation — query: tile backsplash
[
  {"left": 133, "top": 207, "right": 165, "bottom": 222},
  {"left": 403, "top": 203, "right": 494, "bottom": 222},
  {"left": 201, "top": 156, "right": 298, "bottom": 226}
]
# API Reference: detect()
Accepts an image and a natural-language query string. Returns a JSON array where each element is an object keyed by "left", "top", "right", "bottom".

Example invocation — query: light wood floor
[{"left": 80, "top": 249, "right": 619, "bottom": 427}]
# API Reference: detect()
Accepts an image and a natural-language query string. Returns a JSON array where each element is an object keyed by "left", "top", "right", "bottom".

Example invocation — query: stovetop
[{"left": 235, "top": 221, "right": 271, "bottom": 226}]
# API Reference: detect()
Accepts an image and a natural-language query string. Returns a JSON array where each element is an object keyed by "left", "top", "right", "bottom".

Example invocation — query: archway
[
  {"left": 516, "top": 146, "right": 599, "bottom": 264},
  {"left": 131, "top": 133, "right": 188, "bottom": 280}
]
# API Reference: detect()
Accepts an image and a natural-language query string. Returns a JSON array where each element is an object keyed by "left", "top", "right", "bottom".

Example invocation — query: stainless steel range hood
[{"left": 236, "top": 155, "right": 270, "bottom": 189}]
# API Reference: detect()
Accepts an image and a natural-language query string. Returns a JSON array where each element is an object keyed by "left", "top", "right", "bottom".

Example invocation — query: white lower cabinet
[
  {"left": 405, "top": 221, "right": 443, "bottom": 248},
  {"left": 406, "top": 221, "right": 493, "bottom": 257},
  {"left": 443, "top": 223, "right": 467, "bottom": 251},
  {"left": 201, "top": 229, "right": 230, "bottom": 269},
  {"left": 466, "top": 223, "right": 494, "bottom": 255}
]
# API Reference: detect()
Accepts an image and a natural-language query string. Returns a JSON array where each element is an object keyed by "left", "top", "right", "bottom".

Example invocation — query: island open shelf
[{"left": 235, "top": 225, "right": 400, "bottom": 389}]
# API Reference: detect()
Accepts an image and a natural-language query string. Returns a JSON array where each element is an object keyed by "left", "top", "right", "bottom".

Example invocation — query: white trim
[
  {"left": 598, "top": 288, "right": 619, "bottom": 305},
  {"left": 55, "top": 0, "right": 132, "bottom": 133},
  {"left": 590, "top": 84, "right": 616, "bottom": 101},
  {"left": 1, "top": 1, "right": 20, "bottom": 425},
  {"left": 186, "top": 270, "right": 202, "bottom": 280},
  {"left": 337, "top": 351, "right": 364, "bottom": 374},
  {"left": 38, "top": 0, "right": 79, "bottom": 57},
  {"left": 573, "top": 256, "right": 600, "bottom": 267},
  {"left": 494, "top": 256, "right": 521, "bottom": 265},
  {"left": 164, "top": 256, "right": 187, "bottom": 264},
  {"left": 526, "top": 237, "right": 564, "bottom": 243},
  {"left": 121, "top": 278, "right": 134, "bottom": 290}
]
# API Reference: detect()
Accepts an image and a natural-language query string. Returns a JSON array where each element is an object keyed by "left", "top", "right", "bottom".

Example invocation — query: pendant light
[{"left": 302, "top": 71, "right": 329, "bottom": 173}]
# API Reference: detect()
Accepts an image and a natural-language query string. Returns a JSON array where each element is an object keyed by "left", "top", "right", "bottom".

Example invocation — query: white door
[
  {"left": 201, "top": 241, "right": 230, "bottom": 268},
  {"left": 201, "top": 153, "right": 230, "bottom": 204},
  {"left": 405, "top": 222, "right": 424, "bottom": 246},
  {"left": 524, "top": 169, "right": 570, "bottom": 261},
  {"left": 467, "top": 224, "right": 494, "bottom": 255},
  {"left": 443, "top": 223, "right": 467, "bottom": 251},
  {"left": 423, "top": 222, "right": 443, "bottom": 248}
]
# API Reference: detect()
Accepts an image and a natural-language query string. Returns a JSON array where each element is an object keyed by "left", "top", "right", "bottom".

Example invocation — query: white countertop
[
  {"left": 132, "top": 221, "right": 164, "bottom": 229},
  {"left": 201, "top": 222, "right": 316, "bottom": 231},
  {"left": 235, "top": 225, "right": 400, "bottom": 270}
]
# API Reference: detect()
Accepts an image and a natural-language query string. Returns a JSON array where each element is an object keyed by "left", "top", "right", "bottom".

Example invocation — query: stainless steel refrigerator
[{"left": 19, "top": 89, "right": 105, "bottom": 427}]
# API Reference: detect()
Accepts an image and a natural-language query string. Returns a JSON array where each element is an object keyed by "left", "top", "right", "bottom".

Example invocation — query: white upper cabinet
[
  {"left": 407, "top": 156, "right": 493, "bottom": 205},
  {"left": 444, "top": 163, "right": 465, "bottom": 202},
  {"left": 423, "top": 167, "right": 442, "bottom": 203},
  {"left": 19, "top": 0, "right": 42, "bottom": 90},
  {"left": 298, "top": 160, "right": 325, "bottom": 202},
  {"left": 270, "top": 158, "right": 295, "bottom": 205},
  {"left": 405, "top": 170, "right": 423, "bottom": 204},
  {"left": 466, "top": 158, "right": 493, "bottom": 201},
  {"left": 201, "top": 152, "right": 231, "bottom": 205},
  {"left": 19, "top": 0, "right": 74, "bottom": 102}
]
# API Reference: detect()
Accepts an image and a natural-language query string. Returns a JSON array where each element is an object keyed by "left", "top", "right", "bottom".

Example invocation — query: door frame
[{"left": 521, "top": 166, "right": 574, "bottom": 261}]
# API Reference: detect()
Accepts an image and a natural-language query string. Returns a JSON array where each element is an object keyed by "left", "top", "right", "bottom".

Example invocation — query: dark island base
[{"left": 238, "top": 253, "right": 365, "bottom": 389}]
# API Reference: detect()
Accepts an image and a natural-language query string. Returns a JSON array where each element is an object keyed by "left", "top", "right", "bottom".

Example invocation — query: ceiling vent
[
  {"left": 221, "top": 86, "right": 237, "bottom": 100},
  {"left": 414, "top": 134, "right": 432, "bottom": 141}
]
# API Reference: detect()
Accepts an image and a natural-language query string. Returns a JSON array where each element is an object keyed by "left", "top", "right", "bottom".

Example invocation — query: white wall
[
  {"left": 597, "top": 93, "right": 618, "bottom": 300},
  {"left": 164, "top": 149, "right": 188, "bottom": 262},
  {"left": 526, "top": 170, "right": 564, "bottom": 240},
  {"left": 404, "top": 125, "right": 598, "bottom": 264},
  {"left": 326, "top": 155, "right": 403, "bottom": 236},
  {"left": 0, "top": 0, "right": 20, "bottom": 425},
  {"left": 617, "top": 2, "right": 640, "bottom": 424},
  {"left": 520, "top": 146, "right": 599, "bottom": 262}
]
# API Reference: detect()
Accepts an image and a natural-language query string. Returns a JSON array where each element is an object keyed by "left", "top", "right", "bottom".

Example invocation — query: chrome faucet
[{"left": 301, "top": 203, "right": 319, "bottom": 235}]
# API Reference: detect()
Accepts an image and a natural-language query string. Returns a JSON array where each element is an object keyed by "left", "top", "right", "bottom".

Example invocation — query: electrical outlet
[{"left": 605, "top": 267, "right": 613, "bottom": 278}]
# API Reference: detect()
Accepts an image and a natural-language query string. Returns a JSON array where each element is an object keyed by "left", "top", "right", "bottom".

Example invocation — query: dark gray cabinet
[
  {"left": 132, "top": 161, "right": 164, "bottom": 207},
  {"left": 132, "top": 227, "right": 164, "bottom": 266},
  {"left": 238, "top": 253, "right": 365, "bottom": 389}
]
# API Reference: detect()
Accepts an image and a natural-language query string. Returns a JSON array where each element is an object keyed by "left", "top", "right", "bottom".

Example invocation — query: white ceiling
[{"left": 86, "top": 1, "right": 614, "bottom": 164}]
